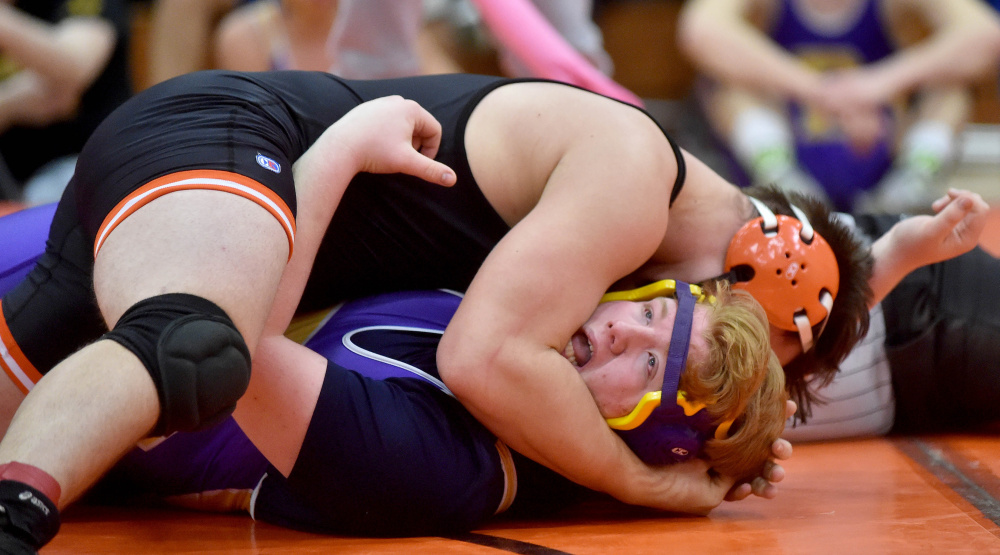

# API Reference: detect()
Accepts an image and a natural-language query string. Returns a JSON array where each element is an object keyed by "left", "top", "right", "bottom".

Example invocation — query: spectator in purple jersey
[{"left": 678, "top": 0, "right": 1000, "bottom": 213}]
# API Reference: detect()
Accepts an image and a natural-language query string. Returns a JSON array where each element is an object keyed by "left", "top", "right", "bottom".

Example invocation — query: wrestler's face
[{"left": 562, "top": 298, "right": 711, "bottom": 418}]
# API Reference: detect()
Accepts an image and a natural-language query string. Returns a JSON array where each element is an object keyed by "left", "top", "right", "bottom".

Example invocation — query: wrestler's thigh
[
  {"left": 0, "top": 376, "right": 24, "bottom": 438},
  {"left": 92, "top": 189, "right": 288, "bottom": 352}
]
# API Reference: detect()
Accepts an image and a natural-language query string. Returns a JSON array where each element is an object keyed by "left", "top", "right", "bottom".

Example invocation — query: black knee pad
[{"left": 103, "top": 293, "right": 251, "bottom": 436}]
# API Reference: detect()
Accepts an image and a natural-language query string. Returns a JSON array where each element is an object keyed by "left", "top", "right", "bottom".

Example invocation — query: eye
[
  {"left": 643, "top": 305, "right": 654, "bottom": 323},
  {"left": 646, "top": 353, "right": 657, "bottom": 372}
]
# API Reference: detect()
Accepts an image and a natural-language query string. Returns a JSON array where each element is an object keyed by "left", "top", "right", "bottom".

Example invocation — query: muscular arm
[
  {"left": 677, "top": 0, "right": 823, "bottom": 103},
  {"left": 869, "top": 0, "right": 1000, "bottom": 99},
  {"left": 0, "top": 4, "right": 116, "bottom": 131},
  {"left": 438, "top": 91, "right": 732, "bottom": 513}
]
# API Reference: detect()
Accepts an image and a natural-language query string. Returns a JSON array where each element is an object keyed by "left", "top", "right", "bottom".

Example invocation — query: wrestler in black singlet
[{"left": 0, "top": 69, "right": 686, "bottom": 385}]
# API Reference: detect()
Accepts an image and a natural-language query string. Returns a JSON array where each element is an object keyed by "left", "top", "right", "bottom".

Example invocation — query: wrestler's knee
[{"left": 102, "top": 293, "right": 251, "bottom": 436}]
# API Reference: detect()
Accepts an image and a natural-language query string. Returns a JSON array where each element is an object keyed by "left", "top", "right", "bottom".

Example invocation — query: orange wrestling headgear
[{"left": 725, "top": 197, "right": 839, "bottom": 351}]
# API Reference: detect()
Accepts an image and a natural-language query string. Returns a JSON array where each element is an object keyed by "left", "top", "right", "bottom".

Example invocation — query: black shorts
[{"left": 0, "top": 70, "right": 362, "bottom": 378}]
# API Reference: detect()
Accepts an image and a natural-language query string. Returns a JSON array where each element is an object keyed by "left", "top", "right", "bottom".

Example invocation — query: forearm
[
  {"left": 867, "top": 37, "right": 998, "bottom": 100},
  {"left": 0, "top": 5, "right": 114, "bottom": 94},
  {"left": 442, "top": 345, "right": 657, "bottom": 505},
  {"left": 0, "top": 71, "right": 74, "bottom": 130},
  {"left": 871, "top": 2, "right": 1000, "bottom": 98},
  {"left": 264, "top": 140, "right": 360, "bottom": 337},
  {"left": 678, "top": 0, "right": 822, "bottom": 102},
  {"left": 867, "top": 225, "right": 920, "bottom": 307}
]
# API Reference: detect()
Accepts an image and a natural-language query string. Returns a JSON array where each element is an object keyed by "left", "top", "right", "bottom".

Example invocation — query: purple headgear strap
[{"left": 661, "top": 281, "right": 696, "bottom": 402}]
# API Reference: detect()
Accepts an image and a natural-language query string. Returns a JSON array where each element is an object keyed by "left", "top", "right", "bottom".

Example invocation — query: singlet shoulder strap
[{"left": 666, "top": 133, "right": 686, "bottom": 207}]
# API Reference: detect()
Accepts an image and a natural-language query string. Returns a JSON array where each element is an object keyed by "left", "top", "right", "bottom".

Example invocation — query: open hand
[{"left": 890, "top": 188, "right": 989, "bottom": 269}]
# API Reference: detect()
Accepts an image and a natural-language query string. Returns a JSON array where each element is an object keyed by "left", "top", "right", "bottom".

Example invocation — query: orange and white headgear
[{"left": 724, "top": 197, "right": 839, "bottom": 352}]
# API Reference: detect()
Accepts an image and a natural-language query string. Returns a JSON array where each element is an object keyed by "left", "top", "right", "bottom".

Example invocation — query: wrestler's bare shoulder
[{"left": 465, "top": 81, "right": 677, "bottom": 225}]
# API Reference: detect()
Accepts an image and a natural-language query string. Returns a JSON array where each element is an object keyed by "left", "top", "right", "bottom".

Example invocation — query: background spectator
[
  {"left": 0, "top": 0, "right": 132, "bottom": 204},
  {"left": 677, "top": 0, "right": 1000, "bottom": 213}
]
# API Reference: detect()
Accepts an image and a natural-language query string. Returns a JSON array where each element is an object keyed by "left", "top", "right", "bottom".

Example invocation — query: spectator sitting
[{"left": 678, "top": 0, "right": 1000, "bottom": 213}]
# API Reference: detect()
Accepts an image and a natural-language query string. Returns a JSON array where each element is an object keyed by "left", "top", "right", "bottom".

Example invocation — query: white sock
[
  {"left": 731, "top": 107, "right": 795, "bottom": 181},
  {"left": 899, "top": 120, "right": 956, "bottom": 176}
]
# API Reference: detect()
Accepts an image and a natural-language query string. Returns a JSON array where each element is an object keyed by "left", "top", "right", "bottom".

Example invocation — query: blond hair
[{"left": 679, "top": 283, "right": 788, "bottom": 480}]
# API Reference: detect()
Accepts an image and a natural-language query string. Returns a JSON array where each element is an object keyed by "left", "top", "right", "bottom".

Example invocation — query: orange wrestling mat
[
  {"left": 46, "top": 435, "right": 999, "bottom": 553},
  {"left": 0, "top": 201, "right": 24, "bottom": 217}
]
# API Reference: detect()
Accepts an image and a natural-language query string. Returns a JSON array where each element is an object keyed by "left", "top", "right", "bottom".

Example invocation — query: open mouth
[{"left": 564, "top": 330, "right": 593, "bottom": 367}]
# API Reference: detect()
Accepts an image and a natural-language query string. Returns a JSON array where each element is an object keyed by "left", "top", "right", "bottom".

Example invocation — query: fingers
[
  {"left": 764, "top": 459, "right": 786, "bottom": 483},
  {"left": 937, "top": 190, "right": 987, "bottom": 238},
  {"left": 409, "top": 103, "right": 443, "bottom": 160},
  {"left": 723, "top": 469, "right": 781, "bottom": 502},
  {"left": 423, "top": 159, "right": 457, "bottom": 187},
  {"left": 931, "top": 193, "right": 953, "bottom": 214},
  {"left": 949, "top": 188, "right": 989, "bottom": 214},
  {"left": 771, "top": 438, "right": 793, "bottom": 461},
  {"left": 934, "top": 189, "right": 987, "bottom": 215},
  {"left": 401, "top": 102, "right": 455, "bottom": 187},
  {"left": 751, "top": 476, "right": 778, "bottom": 499},
  {"left": 391, "top": 145, "right": 456, "bottom": 187},
  {"left": 724, "top": 441, "right": 791, "bottom": 503},
  {"left": 785, "top": 399, "right": 797, "bottom": 419},
  {"left": 725, "top": 482, "right": 752, "bottom": 502}
]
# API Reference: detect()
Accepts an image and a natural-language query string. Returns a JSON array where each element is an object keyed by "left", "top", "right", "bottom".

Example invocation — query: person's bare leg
[
  {"left": 0, "top": 376, "right": 25, "bottom": 439},
  {"left": 0, "top": 340, "right": 157, "bottom": 505},
  {"left": 148, "top": 0, "right": 239, "bottom": 84},
  {"left": 0, "top": 189, "right": 289, "bottom": 506}
]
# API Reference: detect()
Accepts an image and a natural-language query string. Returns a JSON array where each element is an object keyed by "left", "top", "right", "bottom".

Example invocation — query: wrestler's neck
[{"left": 618, "top": 189, "right": 751, "bottom": 289}]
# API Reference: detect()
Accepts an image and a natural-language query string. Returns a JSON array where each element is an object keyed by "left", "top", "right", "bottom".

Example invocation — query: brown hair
[
  {"left": 679, "top": 282, "right": 788, "bottom": 480},
  {"left": 743, "top": 185, "right": 874, "bottom": 420}
]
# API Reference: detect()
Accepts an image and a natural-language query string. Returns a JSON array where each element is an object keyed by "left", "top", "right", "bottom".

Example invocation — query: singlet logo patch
[{"left": 256, "top": 153, "right": 281, "bottom": 174}]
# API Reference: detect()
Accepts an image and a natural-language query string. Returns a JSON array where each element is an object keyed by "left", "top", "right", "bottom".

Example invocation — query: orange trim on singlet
[
  {"left": 93, "top": 170, "right": 296, "bottom": 260},
  {"left": 0, "top": 300, "right": 42, "bottom": 395},
  {"left": 494, "top": 439, "right": 518, "bottom": 515}
]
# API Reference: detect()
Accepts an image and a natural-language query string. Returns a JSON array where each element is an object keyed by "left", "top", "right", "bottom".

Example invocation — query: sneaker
[{"left": 0, "top": 506, "right": 38, "bottom": 555}]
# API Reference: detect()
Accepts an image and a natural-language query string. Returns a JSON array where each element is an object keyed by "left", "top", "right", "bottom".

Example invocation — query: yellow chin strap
[
  {"left": 600, "top": 279, "right": 713, "bottom": 304},
  {"left": 605, "top": 390, "right": 734, "bottom": 440},
  {"left": 599, "top": 279, "right": 734, "bottom": 440}
]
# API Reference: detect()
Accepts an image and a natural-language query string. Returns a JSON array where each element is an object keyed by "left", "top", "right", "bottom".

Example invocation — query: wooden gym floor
[{"left": 42, "top": 434, "right": 1000, "bottom": 553}]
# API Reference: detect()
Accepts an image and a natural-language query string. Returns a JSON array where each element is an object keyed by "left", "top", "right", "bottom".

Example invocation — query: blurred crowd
[{"left": 1, "top": 0, "right": 999, "bottom": 210}]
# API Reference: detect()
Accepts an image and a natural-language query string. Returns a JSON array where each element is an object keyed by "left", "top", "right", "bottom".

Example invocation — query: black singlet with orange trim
[{"left": 1, "top": 70, "right": 686, "bottom": 375}]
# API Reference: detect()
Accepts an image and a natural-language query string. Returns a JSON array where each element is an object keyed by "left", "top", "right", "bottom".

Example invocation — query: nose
[{"left": 607, "top": 320, "right": 650, "bottom": 355}]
